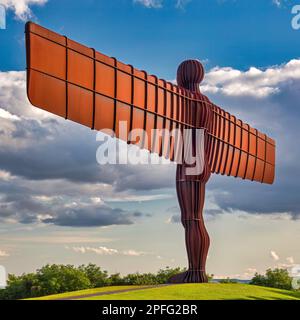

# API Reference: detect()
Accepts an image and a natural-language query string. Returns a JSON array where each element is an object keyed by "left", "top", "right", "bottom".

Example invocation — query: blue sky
[
  {"left": 0, "top": 0, "right": 300, "bottom": 280},
  {"left": 1, "top": 0, "right": 300, "bottom": 74}
]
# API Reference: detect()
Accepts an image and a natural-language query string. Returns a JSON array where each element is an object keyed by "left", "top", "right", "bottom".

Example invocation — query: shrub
[
  {"left": 0, "top": 264, "right": 91, "bottom": 300},
  {"left": 250, "top": 268, "right": 292, "bottom": 290},
  {"left": 35, "top": 264, "right": 91, "bottom": 296},
  {"left": 79, "top": 263, "right": 109, "bottom": 287}
]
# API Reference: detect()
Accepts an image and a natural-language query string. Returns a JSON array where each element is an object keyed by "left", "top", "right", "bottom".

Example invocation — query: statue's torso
[{"left": 176, "top": 92, "right": 212, "bottom": 182}]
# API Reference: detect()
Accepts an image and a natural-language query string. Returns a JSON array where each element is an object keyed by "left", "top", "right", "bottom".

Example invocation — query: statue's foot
[
  {"left": 167, "top": 270, "right": 208, "bottom": 284},
  {"left": 167, "top": 271, "right": 187, "bottom": 284}
]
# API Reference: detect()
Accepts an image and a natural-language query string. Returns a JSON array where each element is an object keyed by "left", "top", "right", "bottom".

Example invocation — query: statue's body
[{"left": 169, "top": 60, "right": 212, "bottom": 283}]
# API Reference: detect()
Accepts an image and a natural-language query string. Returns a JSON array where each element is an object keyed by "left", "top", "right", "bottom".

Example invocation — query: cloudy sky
[{"left": 0, "top": 0, "right": 300, "bottom": 279}]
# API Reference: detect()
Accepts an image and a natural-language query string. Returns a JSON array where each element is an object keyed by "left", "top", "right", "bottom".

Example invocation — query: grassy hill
[{"left": 29, "top": 283, "right": 300, "bottom": 300}]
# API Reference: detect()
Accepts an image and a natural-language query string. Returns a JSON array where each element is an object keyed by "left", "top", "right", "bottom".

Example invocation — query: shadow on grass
[
  {"left": 224, "top": 296, "right": 293, "bottom": 300},
  {"left": 266, "top": 288, "right": 300, "bottom": 300},
  {"left": 224, "top": 287, "right": 300, "bottom": 300}
]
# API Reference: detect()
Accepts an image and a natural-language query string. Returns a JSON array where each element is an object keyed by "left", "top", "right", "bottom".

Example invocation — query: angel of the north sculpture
[{"left": 25, "top": 22, "right": 276, "bottom": 283}]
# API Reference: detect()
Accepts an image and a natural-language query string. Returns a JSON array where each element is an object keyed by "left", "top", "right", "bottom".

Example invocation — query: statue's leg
[{"left": 168, "top": 171, "right": 210, "bottom": 283}]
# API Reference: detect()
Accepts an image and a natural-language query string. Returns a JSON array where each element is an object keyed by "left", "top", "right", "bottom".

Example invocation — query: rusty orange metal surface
[{"left": 25, "top": 21, "right": 275, "bottom": 184}]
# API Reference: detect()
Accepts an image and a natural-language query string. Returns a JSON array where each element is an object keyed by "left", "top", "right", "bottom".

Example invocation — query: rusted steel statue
[
  {"left": 168, "top": 61, "right": 212, "bottom": 283},
  {"left": 25, "top": 22, "right": 276, "bottom": 283}
]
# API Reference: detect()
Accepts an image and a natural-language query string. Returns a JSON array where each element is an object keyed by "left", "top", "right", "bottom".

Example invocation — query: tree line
[
  {"left": 0, "top": 264, "right": 297, "bottom": 300},
  {"left": 0, "top": 264, "right": 186, "bottom": 300}
]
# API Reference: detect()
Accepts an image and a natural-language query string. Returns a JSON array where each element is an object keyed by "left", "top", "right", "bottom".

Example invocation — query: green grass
[
  {"left": 29, "top": 283, "right": 300, "bottom": 300},
  {"left": 27, "top": 286, "right": 143, "bottom": 300}
]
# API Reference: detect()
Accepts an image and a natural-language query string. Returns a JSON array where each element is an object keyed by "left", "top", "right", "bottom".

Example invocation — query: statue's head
[{"left": 177, "top": 59, "right": 205, "bottom": 92}]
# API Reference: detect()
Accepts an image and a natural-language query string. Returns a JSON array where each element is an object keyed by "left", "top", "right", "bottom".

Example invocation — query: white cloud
[
  {"left": 214, "top": 267, "right": 258, "bottom": 280},
  {"left": 175, "top": 0, "right": 191, "bottom": 9},
  {"left": 122, "top": 249, "right": 147, "bottom": 256},
  {"left": 133, "top": 0, "right": 191, "bottom": 9},
  {"left": 0, "top": 108, "right": 20, "bottom": 121},
  {"left": 89, "top": 246, "right": 119, "bottom": 255},
  {"left": 32, "top": 195, "right": 55, "bottom": 202},
  {"left": 71, "top": 246, "right": 86, "bottom": 254},
  {"left": 133, "top": 0, "right": 162, "bottom": 9},
  {"left": 245, "top": 267, "right": 257, "bottom": 273},
  {"left": 106, "top": 194, "right": 173, "bottom": 202},
  {"left": 201, "top": 59, "right": 300, "bottom": 98},
  {"left": 270, "top": 250, "right": 280, "bottom": 261},
  {"left": 90, "top": 197, "right": 103, "bottom": 205},
  {"left": 71, "top": 246, "right": 118, "bottom": 255},
  {"left": 272, "top": 0, "right": 289, "bottom": 8},
  {"left": 0, "top": 249, "right": 9, "bottom": 257},
  {"left": 270, "top": 260, "right": 299, "bottom": 274},
  {"left": 0, "top": 71, "right": 50, "bottom": 119},
  {"left": 0, "top": 0, "right": 47, "bottom": 21},
  {"left": 272, "top": 0, "right": 281, "bottom": 7},
  {"left": 68, "top": 246, "right": 148, "bottom": 257},
  {"left": 0, "top": 170, "right": 13, "bottom": 181},
  {"left": 286, "top": 256, "right": 294, "bottom": 264}
]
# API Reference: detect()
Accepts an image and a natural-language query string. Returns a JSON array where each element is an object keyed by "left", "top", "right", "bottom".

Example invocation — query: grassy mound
[{"left": 29, "top": 283, "right": 300, "bottom": 300}]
